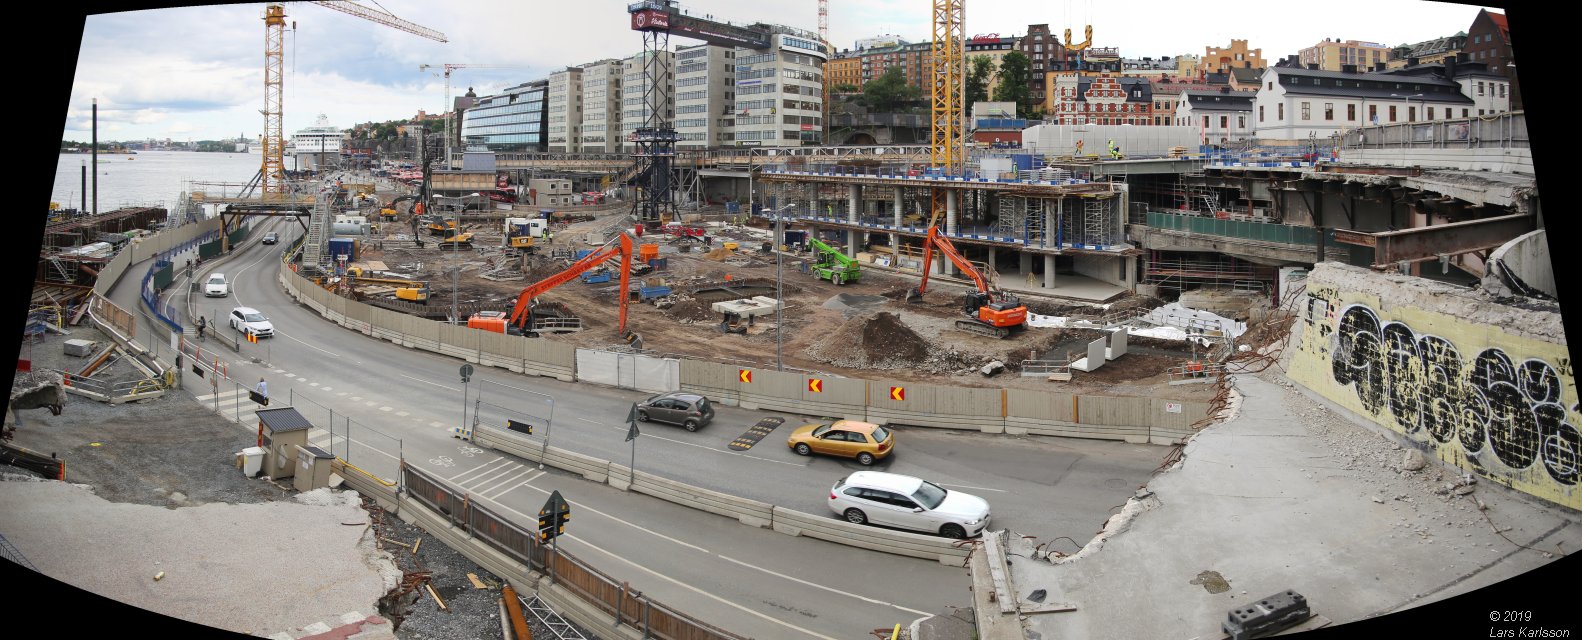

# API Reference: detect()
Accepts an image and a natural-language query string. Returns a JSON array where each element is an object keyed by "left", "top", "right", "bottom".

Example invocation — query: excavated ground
[{"left": 353, "top": 199, "right": 1210, "bottom": 400}]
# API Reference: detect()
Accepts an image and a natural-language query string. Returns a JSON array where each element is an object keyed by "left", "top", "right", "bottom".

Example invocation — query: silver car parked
[
  {"left": 634, "top": 392, "right": 714, "bottom": 431},
  {"left": 827, "top": 471, "right": 990, "bottom": 539}
]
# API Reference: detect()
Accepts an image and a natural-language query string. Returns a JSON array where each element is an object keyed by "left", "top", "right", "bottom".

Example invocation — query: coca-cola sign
[{"left": 631, "top": 9, "right": 669, "bottom": 30}]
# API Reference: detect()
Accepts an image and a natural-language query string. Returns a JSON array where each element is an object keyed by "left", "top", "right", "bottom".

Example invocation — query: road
[{"left": 106, "top": 212, "right": 1168, "bottom": 638}]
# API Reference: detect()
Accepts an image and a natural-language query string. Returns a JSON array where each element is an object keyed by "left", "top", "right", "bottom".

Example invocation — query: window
[
  {"left": 1427, "top": 107, "right": 1435, "bottom": 120},
  {"left": 1324, "top": 103, "right": 1333, "bottom": 120},
  {"left": 1369, "top": 104, "right": 1377, "bottom": 122},
  {"left": 1300, "top": 102, "right": 1310, "bottom": 120},
  {"left": 1463, "top": 108, "right": 1469, "bottom": 117},
  {"left": 1389, "top": 105, "right": 1397, "bottom": 122},
  {"left": 1268, "top": 81, "right": 1273, "bottom": 90},
  {"left": 1220, "top": 115, "right": 1228, "bottom": 129},
  {"left": 1408, "top": 106, "right": 1416, "bottom": 121},
  {"left": 1203, "top": 115, "right": 1210, "bottom": 128},
  {"left": 1238, "top": 115, "right": 1245, "bottom": 129},
  {"left": 1499, "top": 84, "right": 1506, "bottom": 98},
  {"left": 1477, "top": 81, "right": 1485, "bottom": 96},
  {"left": 1278, "top": 103, "right": 1284, "bottom": 120},
  {"left": 1348, "top": 104, "right": 1356, "bottom": 121},
  {"left": 1259, "top": 105, "right": 1264, "bottom": 122}
]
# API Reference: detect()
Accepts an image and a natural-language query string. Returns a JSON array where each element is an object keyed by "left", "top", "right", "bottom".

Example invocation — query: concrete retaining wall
[
  {"left": 770, "top": 506, "right": 971, "bottom": 565},
  {"left": 1288, "top": 262, "right": 1577, "bottom": 510}
]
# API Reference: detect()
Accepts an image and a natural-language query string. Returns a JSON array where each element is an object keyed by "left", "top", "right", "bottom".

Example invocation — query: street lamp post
[{"left": 774, "top": 203, "right": 795, "bottom": 372}]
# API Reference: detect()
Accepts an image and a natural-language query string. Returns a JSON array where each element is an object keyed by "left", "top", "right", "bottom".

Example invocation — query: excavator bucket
[{"left": 904, "top": 287, "right": 926, "bottom": 303}]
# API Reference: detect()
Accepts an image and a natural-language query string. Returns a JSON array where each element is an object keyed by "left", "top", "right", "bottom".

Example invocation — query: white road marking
[
  {"left": 429, "top": 422, "right": 446, "bottom": 428},
  {"left": 500, "top": 484, "right": 710, "bottom": 554},
  {"left": 936, "top": 483, "right": 1007, "bottom": 493},
  {"left": 447, "top": 457, "right": 507, "bottom": 482},
  {"left": 350, "top": 396, "right": 363, "bottom": 401},
  {"left": 272, "top": 369, "right": 285, "bottom": 373},
  {"left": 399, "top": 373, "right": 460, "bottom": 392},
  {"left": 310, "top": 382, "right": 320, "bottom": 387},
  {"left": 396, "top": 411, "right": 409, "bottom": 417},
  {"left": 462, "top": 462, "right": 522, "bottom": 491},
  {"left": 364, "top": 401, "right": 377, "bottom": 407},
  {"left": 715, "top": 554, "right": 931, "bottom": 616},
  {"left": 379, "top": 406, "right": 393, "bottom": 412},
  {"left": 579, "top": 418, "right": 805, "bottom": 467},
  {"left": 337, "top": 392, "right": 348, "bottom": 397},
  {"left": 572, "top": 543, "right": 838, "bottom": 640},
  {"left": 481, "top": 470, "right": 545, "bottom": 499},
  {"left": 321, "top": 387, "right": 332, "bottom": 391}
]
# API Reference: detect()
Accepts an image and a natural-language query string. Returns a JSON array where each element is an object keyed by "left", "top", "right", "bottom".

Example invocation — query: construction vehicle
[
  {"left": 342, "top": 267, "right": 430, "bottom": 303},
  {"left": 906, "top": 226, "right": 1027, "bottom": 339},
  {"left": 423, "top": 216, "right": 457, "bottom": 236},
  {"left": 436, "top": 230, "right": 474, "bottom": 251},
  {"left": 503, "top": 217, "right": 543, "bottom": 251},
  {"left": 468, "top": 233, "right": 639, "bottom": 342},
  {"left": 808, "top": 238, "right": 860, "bottom": 285}
]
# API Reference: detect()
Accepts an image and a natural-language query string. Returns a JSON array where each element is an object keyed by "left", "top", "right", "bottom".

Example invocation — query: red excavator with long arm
[
  {"left": 470, "top": 233, "right": 638, "bottom": 342},
  {"left": 907, "top": 226, "right": 1027, "bottom": 339}
]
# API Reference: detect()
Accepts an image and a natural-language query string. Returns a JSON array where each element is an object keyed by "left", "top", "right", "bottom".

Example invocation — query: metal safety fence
[{"left": 401, "top": 463, "right": 746, "bottom": 640}]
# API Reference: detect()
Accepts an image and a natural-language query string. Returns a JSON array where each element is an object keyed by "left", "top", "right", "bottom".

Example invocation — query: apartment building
[
  {"left": 674, "top": 44, "right": 736, "bottom": 150},
  {"left": 966, "top": 34, "right": 1020, "bottom": 90},
  {"left": 1048, "top": 73, "right": 1152, "bottom": 125},
  {"left": 546, "top": 67, "right": 583, "bottom": 152},
  {"left": 733, "top": 32, "right": 828, "bottom": 146},
  {"left": 1190, "top": 39, "right": 1265, "bottom": 76},
  {"left": 1254, "top": 63, "right": 1473, "bottom": 139},
  {"left": 1466, "top": 9, "right": 1517, "bottom": 109},
  {"left": 1298, "top": 38, "right": 1391, "bottom": 72},
  {"left": 579, "top": 59, "right": 624, "bottom": 153},
  {"left": 1174, "top": 90, "right": 1255, "bottom": 144}
]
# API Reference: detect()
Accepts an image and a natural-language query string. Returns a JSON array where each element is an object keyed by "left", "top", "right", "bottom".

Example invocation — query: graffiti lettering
[{"left": 1326, "top": 300, "right": 1579, "bottom": 486}]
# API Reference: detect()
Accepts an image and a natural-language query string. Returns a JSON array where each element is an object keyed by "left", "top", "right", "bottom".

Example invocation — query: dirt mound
[
  {"left": 704, "top": 248, "right": 733, "bottom": 261},
  {"left": 664, "top": 297, "right": 716, "bottom": 322},
  {"left": 805, "top": 312, "right": 930, "bottom": 369}
]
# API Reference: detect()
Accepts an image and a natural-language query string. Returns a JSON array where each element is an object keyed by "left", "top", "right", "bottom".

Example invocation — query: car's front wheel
[
  {"left": 940, "top": 523, "right": 967, "bottom": 539},
  {"left": 856, "top": 452, "right": 876, "bottom": 466},
  {"left": 794, "top": 443, "right": 812, "bottom": 456},
  {"left": 844, "top": 508, "right": 868, "bottom": 525}
]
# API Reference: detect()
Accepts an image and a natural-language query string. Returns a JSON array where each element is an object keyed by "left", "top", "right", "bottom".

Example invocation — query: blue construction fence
[{"left": 138, "top": 227, "right": 230, "bottom": 334}]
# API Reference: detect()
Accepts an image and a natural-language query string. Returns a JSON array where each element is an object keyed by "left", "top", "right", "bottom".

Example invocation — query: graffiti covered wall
[{"left": 1288, "top": 263, "right": 1578, "bottom": 510}]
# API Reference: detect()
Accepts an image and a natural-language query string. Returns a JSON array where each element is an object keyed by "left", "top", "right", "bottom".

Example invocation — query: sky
[{"left": 61, "top": 1, "right": 1505, "bottom": 142}]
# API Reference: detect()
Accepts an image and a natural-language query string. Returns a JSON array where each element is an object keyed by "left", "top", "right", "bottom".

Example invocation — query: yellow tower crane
[
  {"left": 928, "top": 0, "right": 965, "bottom": 228},
  {"left": 259, "top": 2, "right": 446, "bottom": 200}
]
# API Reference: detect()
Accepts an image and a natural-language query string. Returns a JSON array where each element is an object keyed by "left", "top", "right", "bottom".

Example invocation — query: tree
[
  {"left": 860, "top": 67, "right": 921, "bottom": 113},
  {"left": 993, "top": 50, "right": 1035, "bottom": 118},
  {"left": 833, "top": 83, "right": 860, "bottom": 93},
  {"left": 965, "top": 56, "right": 995, "bottom": 108}
]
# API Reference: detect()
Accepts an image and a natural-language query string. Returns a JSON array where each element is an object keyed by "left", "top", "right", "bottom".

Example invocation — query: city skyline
[{"left": 62, "top": 1, "right": 1502, "bottom": 142}]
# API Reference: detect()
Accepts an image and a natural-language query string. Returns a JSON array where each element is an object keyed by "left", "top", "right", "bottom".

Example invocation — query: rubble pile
[{"left": 805, "top": 312, "right": 930, "bottom": 369}]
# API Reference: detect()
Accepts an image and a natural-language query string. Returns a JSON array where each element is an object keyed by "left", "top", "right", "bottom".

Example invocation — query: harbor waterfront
[{"left": 50, "top": 149, "right": 263, "bottom": 214}]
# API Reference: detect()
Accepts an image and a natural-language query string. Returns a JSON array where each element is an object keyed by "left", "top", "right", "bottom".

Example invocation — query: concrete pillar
[
  {"left": 946, "top": 190, "right": 959, "bottom": 276},
  {"left": 1045, "top": 200, "right": 1058, "bottom": 249},
  {"left": 1044, "top": 254, "right": 1057, "bottom": 289},
  {"left": 893, "top": 187, "right": 903, "bottom": 228},
  {"left": 988, "top": 247, "right": 997, "bottom": 281},
  {"left": 1019, "top": 251, "right": 1032, "bottom": 276},
  {"left": 1124, "top": 256, "right": 1137, "bottom": 291},
  {"left": 848, "top": 184, "right": 861, "bottom": 258}
]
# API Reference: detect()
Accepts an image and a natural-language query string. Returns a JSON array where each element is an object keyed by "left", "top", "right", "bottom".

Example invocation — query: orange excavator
[
  {"left": 907, "top": 226, "right": 1027, "bottom": 339},
  {"left": 469, "top": 233, "right": 640, "bottom": 344}
]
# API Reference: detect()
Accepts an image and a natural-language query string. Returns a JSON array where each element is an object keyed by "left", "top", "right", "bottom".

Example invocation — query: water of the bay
[{"left": 50, "top": 149, "right": 264, "bottom": 213}]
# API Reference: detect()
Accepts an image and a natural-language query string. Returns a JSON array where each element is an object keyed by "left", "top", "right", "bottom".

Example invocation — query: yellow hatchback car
[{"left": 787, "top": 420, "right": 894, "bottom": 466}]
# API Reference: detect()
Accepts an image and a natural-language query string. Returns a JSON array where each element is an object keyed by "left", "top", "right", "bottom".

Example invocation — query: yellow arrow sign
[
  {"left": 808, "top": 378, "right": 823, "bottom": 393},
  {"left": 890, "top": 386, "right": 905, "bottom": 401},
  {"left": 739, "top": 369, "right": 752, "bottom": 383}
]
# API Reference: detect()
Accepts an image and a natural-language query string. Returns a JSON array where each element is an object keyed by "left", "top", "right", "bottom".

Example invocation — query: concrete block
[{"left": 63, "top": 339, "right": 97, "bottom": 357}]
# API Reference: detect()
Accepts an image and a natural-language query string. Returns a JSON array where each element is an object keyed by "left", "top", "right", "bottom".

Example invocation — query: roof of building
[
  {"left": 1180, "top": 91, "right": 1256, "bottom": 110},
  {"left": 1231, "top": 67, "right": 1263, "bottom": 83},
  {"left": 257, "top": 407, "right": 313, "bottom": 433},
  {"left": 1072, "top": 75, "right": 1152, "bottom": 102},
  {"left": 1487, "top": 11, "right": 1508, "bottom": 38},
  {"left": 1401, "top": 34, "right": 1467, "bottom": 57},
  {"left": 1269, "top": 65, "right": 1474, "bottom": 103}
]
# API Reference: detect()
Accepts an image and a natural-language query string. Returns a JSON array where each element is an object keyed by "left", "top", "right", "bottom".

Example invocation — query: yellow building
[
  {"left": 825, "top": 56, "right": 862, "bottom": 91},
  {"left": 1298, "top": 38, "right": 1392, "bottom": 72},
  {"left": 1384, "top": 34, "right": 1466, "bottom": 70},
  {"left": 1190, "top": 39, "right": 1265, "bottom": 76},
  {"left": 965, "top": 34, "right": 1020, "bottom": 94}
]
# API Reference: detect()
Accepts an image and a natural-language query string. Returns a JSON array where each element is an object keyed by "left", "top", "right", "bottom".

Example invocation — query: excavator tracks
[{"left": 954, "top": 319, "right": 1011, "bottom": 339}]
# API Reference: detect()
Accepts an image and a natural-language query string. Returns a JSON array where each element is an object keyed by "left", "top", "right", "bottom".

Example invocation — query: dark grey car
[{"left": 635, "top": 392, "right": 714, "bottom": 431}]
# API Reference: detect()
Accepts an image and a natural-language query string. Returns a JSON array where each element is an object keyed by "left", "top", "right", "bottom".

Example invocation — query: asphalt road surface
[{"left": 106, "top": 215, "right": 1169, "bottom": 638}]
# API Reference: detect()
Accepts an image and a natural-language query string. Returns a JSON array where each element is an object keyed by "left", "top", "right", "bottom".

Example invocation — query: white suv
[
  {"left": 230, "top": 306, "right": 274, "bottom": 338},
  {"left": 827, "top": 471, "right": 990, "bottom": 539},
  {"left": 204, "top": 273, "right": 228, "bottom": 297}
]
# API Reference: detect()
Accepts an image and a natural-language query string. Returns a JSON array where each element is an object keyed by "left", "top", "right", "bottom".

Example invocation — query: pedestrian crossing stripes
[{"left": 727, "top": 417, "right": 785, "bottom": 451}]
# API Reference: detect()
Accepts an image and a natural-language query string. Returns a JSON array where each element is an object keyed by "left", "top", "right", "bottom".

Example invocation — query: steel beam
[{"left": 1334, "top": 213, "right": 1534, "bottom": 266}]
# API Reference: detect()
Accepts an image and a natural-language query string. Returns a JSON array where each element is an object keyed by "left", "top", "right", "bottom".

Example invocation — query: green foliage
[
  {"left": 993, "top": 50, "right": 1035, "bottom": 118},
  {"left": 833, "top": 83, "right": 860, "bottom": 93},
  {"left": 965, "top": 57, "right": 995, "bottom": 108},
  {"left": 860, "top": 67, "right": 921, "bottom": 113}
]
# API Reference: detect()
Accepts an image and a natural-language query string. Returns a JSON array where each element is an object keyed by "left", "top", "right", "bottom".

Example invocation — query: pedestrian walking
[
  {"left": 196, "top": 316, "right": 207, "bottom": 339},
  {"left": 256, "top": 377, "right": 268, "bottom": 400}
]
